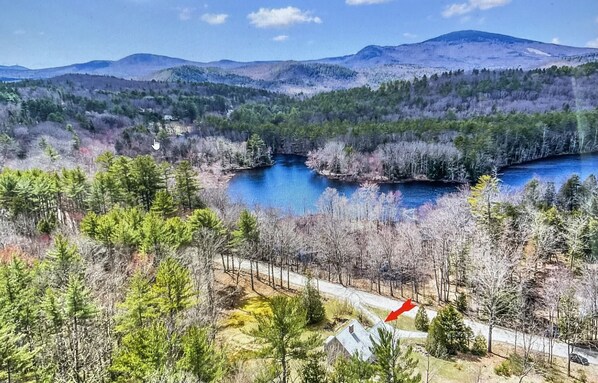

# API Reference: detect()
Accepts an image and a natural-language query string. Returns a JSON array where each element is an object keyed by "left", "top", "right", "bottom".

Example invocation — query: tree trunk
[
  {"left": 567, "top": 343, "right": 571, "bottom": 377},
  {"left": 281, "top": 356, "right": 288, "bottom": 383},
  {"left": 488, "top": 322, "right": 493, "bottom": 354},
  {"left": 280, "top": 256, "right": 283, "bottom": 288},
  {"left": 250, "top": 261, "right": 255, "bottom": 291}
]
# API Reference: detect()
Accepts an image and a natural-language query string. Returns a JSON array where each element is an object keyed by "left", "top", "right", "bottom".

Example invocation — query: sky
[{"left": 1, "top": 0, "right": 598, "bottom": 68}]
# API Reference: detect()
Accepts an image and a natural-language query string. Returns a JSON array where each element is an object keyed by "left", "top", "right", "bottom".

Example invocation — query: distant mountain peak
[
  {"left": 354, "top": 45, "right": 386, "bottom": 60},
  {"left": 0, "top": 65, "right": 29, "bottom": 71},
  {"left": 116, "top": 53, "right": 188, "bottom": 65},
  {"left": 424, "top": 30, "right": 535, "bottom": 44}
]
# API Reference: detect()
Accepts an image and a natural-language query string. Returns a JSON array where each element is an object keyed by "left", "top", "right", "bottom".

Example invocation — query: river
[{"left": 227, "top": 153, "right": 598, "bottom": 214}]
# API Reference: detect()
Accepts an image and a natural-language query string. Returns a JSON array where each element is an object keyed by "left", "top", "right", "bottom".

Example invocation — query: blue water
[{"left": 227, "top": 153, "right": 598, "bottom": 214}]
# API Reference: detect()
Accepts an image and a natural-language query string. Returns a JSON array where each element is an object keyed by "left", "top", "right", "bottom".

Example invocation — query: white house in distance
[{"left": 324, "top": 319, "right": 388, "bottom": 363}]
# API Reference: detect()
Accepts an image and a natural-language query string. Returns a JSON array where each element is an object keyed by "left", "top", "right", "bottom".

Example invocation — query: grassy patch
[
  {"left": 368, "top": 305, "right": 417, "bottom": 331},
  {"left": 223, "top": 296, "right": 271, "bottom": 328}
]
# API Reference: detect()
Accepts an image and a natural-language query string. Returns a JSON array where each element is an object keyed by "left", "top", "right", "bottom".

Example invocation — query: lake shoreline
[
  {"left": 309, "top": 168, "right": 466, "bottom": 185},
  {"left": 198, "top": 161, "right": 275, "bottom": 189},
  {"left": 290, "top": 150, "right": 598, "bottom": 186},
  {"left": 227, "top": 152, "right": 598, "bottom": 212}
]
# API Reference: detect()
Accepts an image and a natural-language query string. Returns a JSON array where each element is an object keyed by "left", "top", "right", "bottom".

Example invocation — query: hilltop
[{"left": 1, "top": 30, "right": 596, "bottom": 94}]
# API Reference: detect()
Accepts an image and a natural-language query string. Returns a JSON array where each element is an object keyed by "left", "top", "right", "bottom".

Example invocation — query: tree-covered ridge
[
  {"left": 226, "top": 62, "right": 598, "bottom": 126},
  {"left": 235, "top": 109, "right": 598, "bottom": 181},
  {"left": 2, "top": 63, "right": 598, "bottom": 182},
  {"left": 2, "top": 143, "right": 598, "bottom": 381}
]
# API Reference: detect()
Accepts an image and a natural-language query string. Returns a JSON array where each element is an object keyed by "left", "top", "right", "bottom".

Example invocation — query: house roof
[
  {"left": 327, "top": 319, "right": 376, "bottom": 361},
  {"left": 325, "top": 319, "right": 399, "bottom": 362}
]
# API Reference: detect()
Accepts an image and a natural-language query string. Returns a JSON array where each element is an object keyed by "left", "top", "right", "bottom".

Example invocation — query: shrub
[
  {"left": 426, "top": 305, "right": 472, "bottom": 358},
  {"left": 471, "top": 335, "right": 487, "bottom": 356},
  {"left": 300, "top": 353, "right": 327, "bottom": 383},
  {"left": 495, "top": 354, "right": 525, "bottom": 377},
  {"left": 414, "top": 305, "right": 429, "bottom": 332},
  {"left": 455, "top": 292, "right": 467, "bottom": 313},
  {"left": 37, "top": 216, "right": 57, "bottom": 235},
  {"left": 328, "top": 299, "right": 356, "bottom": 321},
  {"left": 494, "top": 359, "right": 512, "bottom": 377}
]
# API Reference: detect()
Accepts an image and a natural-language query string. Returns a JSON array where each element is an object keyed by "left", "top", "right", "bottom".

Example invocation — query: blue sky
[{"left": 1, "top": 0, "right": 597, "bottom": 68}]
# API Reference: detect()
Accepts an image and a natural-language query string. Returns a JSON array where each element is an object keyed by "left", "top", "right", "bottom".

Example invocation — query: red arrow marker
[{"left": 384, "top": 299, "right": 416, "bottom": 322}]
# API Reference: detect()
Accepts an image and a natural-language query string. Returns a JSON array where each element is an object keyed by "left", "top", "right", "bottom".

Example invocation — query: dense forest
[
  {"left": 1, "top": 150, "right": 598, "bottom": 381},
  {"left": 4, "top": 5, "right": 598, "bottom": 380},
  {"left": 2, "top": 63, "right": 598, "bottom": 182}
]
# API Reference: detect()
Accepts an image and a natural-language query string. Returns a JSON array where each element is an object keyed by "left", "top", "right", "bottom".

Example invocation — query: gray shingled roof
[{"left": 326, "top": 319, "right": 394, "bottom": 361}]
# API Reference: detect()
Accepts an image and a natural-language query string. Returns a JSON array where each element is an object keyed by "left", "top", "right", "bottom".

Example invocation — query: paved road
[{"left": 233, "top": 257, "right": 597, "bottom": 365}]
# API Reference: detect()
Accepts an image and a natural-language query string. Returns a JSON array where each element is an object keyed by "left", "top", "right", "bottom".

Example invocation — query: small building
[{"left": 324, "top": 319, "right": 388, "bottom": 363}]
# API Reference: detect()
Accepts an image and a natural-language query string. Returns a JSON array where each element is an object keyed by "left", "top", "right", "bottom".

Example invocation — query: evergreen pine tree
[
  {"left": 234, "top": 210, "right": 260, "bottom": 290},
  {"left": 46, "top": 235, "right": 82, "bottom": 288},
  {"left": 188, "top": 208, "right": 225, "bottom": 235},
  {"left": 300, "top": 353, "right": 327, "bottom": 383},
  {"left": 302, "top": 274, "right": 326, "bottom": 325},
  {"left": 64, "top": 275, "right": 97, "bottom": 383},
  {"left": 558, "top": 174, "right": 582, "bottom": 211},
  {"left": 250, "top": 296, "right": 320, "bottom": 383},
  {"left": 370, "top": 327, "right": 421, "bottom": 383},
  {"left": 116, "top": 272, "right": 157, "bottom": 334},
  {"left": 177, "top": 326, "right": 223, "bottom": 383},
  {"left": 0, "top": 322, "right": 36, "bottom": 383},
  {"left": 153, "top": 257, "right": 194, "bottom": 319},
  {"left": 162, "top": 216, "right": 192, "bottom": 249},
  {"left": 414, "top": 305, "right": 429, "bottom": 332},
  {"left": 110, "top": 323, "right": 169, "bottom": 383},
  {"left": 455, "top": 292, "right": 468, "bottom": 313},
  {"left": 150, "top": 190, "right": 177, "bottom": 218},
  {"left": 426, "top": 305, "right": 472, "bottom": 358},
  {"left": 139, "top": 212, "right": 167, "bottom": 257},
  {"left": 130, "top": 155, "right": 165, "bottom": 211},
  {"left": 328, "top": 354, "right": 374, "bottom": 383},
  {"left": 174, "top": 160, "right": 202, "bottom": 211}
]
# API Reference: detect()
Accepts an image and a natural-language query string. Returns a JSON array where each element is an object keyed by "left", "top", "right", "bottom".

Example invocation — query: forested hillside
[
  {"left": 1, "top": 63, "right": 598, "bottom": 182},
  {"left": 2, "top": 53, "right": 598, "bottom": 383},
  {"left": 2, "top": 151, "right": 598, "bottom": 381}
]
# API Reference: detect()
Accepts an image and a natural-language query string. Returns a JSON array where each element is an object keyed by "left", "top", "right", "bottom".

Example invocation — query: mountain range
[{"left": 2, "top": 30, "right": 597, "bottom": 94}]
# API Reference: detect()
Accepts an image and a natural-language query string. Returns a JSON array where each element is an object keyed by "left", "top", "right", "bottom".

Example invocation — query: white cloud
[
  {"left": 587, "top": 37, "right": 598, "bottom": 48},
  {"left": 403, "top": 32, "right": 417, "bottom": 39},
  {"left": 442, "top": 0, "right": 511, "bottom": 18},
  {"left": 443, "top": 3, "right": 471, "bottom": 17},
  {"left": 200, "top": 13, "right": 229, "bottom": 25},
  {"left": 13, "top": 29, "right": 26, "bottom": 35},
  {"left": 247, "top": 7, "right": 322, "bottom": 28},
  {"left": 346, "top": 0, "right": 390, "bottom": 5},
  {"left": 472, "top": 0, "right": 511, "bottom": 10},
  {"left": 551, "top": 37, "right": 560, "bottom": 44},
  {"left": 178, "top": 7, "right": 193, "bottom": 21},
  {"left": 273, "top": 34, "right": 289, "bottom": 42}
]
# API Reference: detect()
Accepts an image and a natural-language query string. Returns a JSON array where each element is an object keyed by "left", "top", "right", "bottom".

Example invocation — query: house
[{"left": 324, "top": 319, "right": 389, "bottom": 363}]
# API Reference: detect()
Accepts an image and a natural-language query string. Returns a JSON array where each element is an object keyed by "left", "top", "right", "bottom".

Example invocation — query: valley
[{"left": 2, "top": 13, "right": 598, "bottom": 383}]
